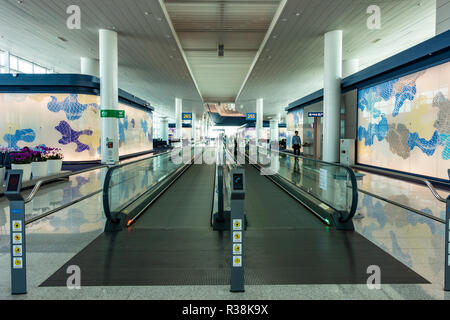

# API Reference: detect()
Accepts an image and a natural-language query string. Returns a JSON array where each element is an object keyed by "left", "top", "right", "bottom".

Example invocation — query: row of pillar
[
  {"left": 81, "top": 29, "right": 200, "bottom": 164},
  {"left": 92, "top": 28, "right": 348, "bottom": 164}
]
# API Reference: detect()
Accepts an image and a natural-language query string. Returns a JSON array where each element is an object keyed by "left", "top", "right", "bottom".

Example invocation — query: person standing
[{"left": 292, "top": 131, "right": 301, "bottom": 156}]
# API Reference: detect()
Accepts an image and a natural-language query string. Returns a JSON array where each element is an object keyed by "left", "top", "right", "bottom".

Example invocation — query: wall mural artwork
[
  {"left": 357, "top": 61, "right": 450, "bottom": 179},
  {"left": 0, "top": 93, "right": 153, "bottom": 161}
]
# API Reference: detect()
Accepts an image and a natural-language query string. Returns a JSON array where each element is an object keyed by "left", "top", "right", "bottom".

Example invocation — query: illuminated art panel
[
  {"left": 0, "top": 93, "right": 153, "bottom": 161},
  {"left": 357, "top": 61, "right": 450, "bottom": 179}
]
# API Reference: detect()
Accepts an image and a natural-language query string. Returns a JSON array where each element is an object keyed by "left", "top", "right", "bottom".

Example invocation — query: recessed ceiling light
[
  {"left": 144, "top": 11, "right": 152, "bottom": 15},
  {"left": 273, "top": 35, "right": 277, "bottom": 39},
  {"left": 17, "top": 0, "right": 23, "bottom": 4},
  {"left": 295, "top": 12, "right": 301, "bottom": 16},
  {"left": 281, "top": 18, "right": 287, "bottom": 22},
  {"left": 156, "top": 17, "right": 162, "bottom": 21}
]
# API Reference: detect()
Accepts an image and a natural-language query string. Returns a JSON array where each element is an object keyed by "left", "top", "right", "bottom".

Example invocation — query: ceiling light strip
[{"left": 235, "top": 0, "right": 288, "bottom": 103}]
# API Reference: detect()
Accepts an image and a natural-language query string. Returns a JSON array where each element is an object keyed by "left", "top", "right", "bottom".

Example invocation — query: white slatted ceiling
[
  {"left": 164, "top": 0, "right": 280, "bottom": 102},
  {"left": 0, "top": 0, "right": 204, "bottom": 118},
  {"left": 236, "top": 0, "right": 436, "bottom": 118}
]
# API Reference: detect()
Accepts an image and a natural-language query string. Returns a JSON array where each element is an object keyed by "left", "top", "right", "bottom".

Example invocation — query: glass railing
[
  {"left": 103, "top": 148, "right": 187, "bottom": 223},
  {"left": 256, "top": 146, "right": 358, "bottom": 225}
]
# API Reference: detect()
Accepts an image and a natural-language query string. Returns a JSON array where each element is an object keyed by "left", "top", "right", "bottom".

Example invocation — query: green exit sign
[{"left": 101, "top": 110, "right": 125, "bottom": 118}]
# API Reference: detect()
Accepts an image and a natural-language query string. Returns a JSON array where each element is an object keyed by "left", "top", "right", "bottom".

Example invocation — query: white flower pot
[
  {"left": 0, "top": 167, "right": 5, "bottom": 187},
  {"left": 32, "top": 161, "right": 48, "bottom": 179},
  {"left": 11, "top": 163, "right": 32, "bottom": 182},
  {"left": 47, "top": 159, "right": 63, "bottom": 175}
]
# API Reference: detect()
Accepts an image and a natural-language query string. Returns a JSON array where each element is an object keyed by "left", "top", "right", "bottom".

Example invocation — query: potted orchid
[
  {"left": 31, "top": 146, "right": 48, "bottom": 179},
  {"left": 46, "top": 148, "right": 64, "bottom": 175},
  {"left": 10, "top": 147, "right": 33, "bottom": 181}
]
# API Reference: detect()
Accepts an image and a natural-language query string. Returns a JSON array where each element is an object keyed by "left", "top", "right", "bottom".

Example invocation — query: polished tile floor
[{"left": 0, "top": 151, "right": 449, "bottom": 299}]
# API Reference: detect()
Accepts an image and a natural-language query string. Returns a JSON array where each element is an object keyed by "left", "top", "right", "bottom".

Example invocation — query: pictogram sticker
[
  {"left": 233, "top": 232, "right": 242, "bottom": 243},
  {"left": 13, "top": 245, "right": 22, "bottom": 257},
  {"left": 12, "top": 233, "right": 22, "bottom": 244},
  {"left": 233, "top": 244, "right": 242, "bottom": 255},
  {"left": 233, "top": 219, "right": 242, "bottom": 231},
  {"left": 12, "top": 221, "right": 22, "bottom": 232},
  {"left": 233, "top": 256, "right": 242, "bottom": 267},
  {"left": 13, "top": 257, "right": 23, "bottom": 269}
]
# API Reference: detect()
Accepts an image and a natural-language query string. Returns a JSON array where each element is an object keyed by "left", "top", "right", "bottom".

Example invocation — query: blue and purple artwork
[
  {"left": 3, "top": 128, "right": 36, "bottom": 149},
  {"left": 47, "top": 94, "right": 99, "bottom": 121},
  {"left": 55, "top": 121, "right": 93, "bottom": 152}
]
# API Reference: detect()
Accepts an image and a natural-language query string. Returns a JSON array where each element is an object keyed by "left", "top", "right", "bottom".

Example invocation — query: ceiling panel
[
  {"left": 236, "top": 0, "right": 436, "bottom": 119},
  {"left": 164, "top": 0, "right": 281, "bottom": 103},
  {"left": 0, "top": 0, "right": 204, "bottom": 118}
]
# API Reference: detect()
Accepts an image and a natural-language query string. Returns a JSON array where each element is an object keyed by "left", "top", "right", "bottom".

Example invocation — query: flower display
[
  {"left": 10, "top": 147, "right": 33, "bottom": 164},
  {"left": 45, "top": 147, "right": 64, "bottom": 160}
]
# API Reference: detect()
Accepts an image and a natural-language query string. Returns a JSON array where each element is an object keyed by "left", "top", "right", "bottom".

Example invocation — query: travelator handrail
[
  {"left": 424, "top": 180, "right": 448, "bottom": 203},
  {"left": 21, "top": 164, "right": 108, "bottom": 225},
  {"left": 102, "top": 148, "right": 178, "bottom": 222},
  {"left": 257, "top": 146, "right": 359, "bottom": 224},
  {"left": 352, "top": 164, "right": 449, "bottom": 224}
]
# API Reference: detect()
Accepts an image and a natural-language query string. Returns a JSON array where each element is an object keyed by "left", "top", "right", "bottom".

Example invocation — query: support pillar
[
  {"left": 343, "top": 59, "right": 359, "bottom": 78},
  {"left": 99, "top": 29, "right": 119, "bottom": 165},
  {"left": 192, "top": 113, "right": 196, "bottom": 142},
  {"left": 161, "top": 117, "right": 169, "bottom": 145},
  {"left": 175, "top": 98, "right": 182, "bottom": 140},
  {"left": 269, "top": 119, "right": 279, "bottom": 146},
  {"left": 80, "top": 57, "right": 99, "bottom": 77},
  {"left": 256, "top": 98, "right": 263, "bottom": 146},
  {"left": 323, "top": 30, "right": 342, "bottom": 163}
]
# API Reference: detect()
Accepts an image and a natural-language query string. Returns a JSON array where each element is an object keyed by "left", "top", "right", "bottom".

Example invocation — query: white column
[
  {"left": 343, "top": 59, "right": 359, "bottom": 78},
  {"left": 256, "top": 98, "right": 263, "bottom": 146},
  {"left": 99, "top": 29, "right": 119, "bottom": 164},
  {"left": 270, "top": 119, "right": 279, "bottom": 145},
  {"left": 192, "top": 113, "right": 196, "bottom": 142},
  {"left": 80, "top": 57, "right": 99, "bottom": 77},
  {"left": 161, "top": 117, "right": 168, "bottom": 144},
  {"left": 5, "top": 51, "right": 10, "bottom": 73},
  {"left": 175, "top": 98, "right": 182, "bottom": 140},
  {"left": 323, "top": 30, "right": 343, "bottom": 163},
  {"left": 436, "top": 0, "right": 450, "bottom": 35}
]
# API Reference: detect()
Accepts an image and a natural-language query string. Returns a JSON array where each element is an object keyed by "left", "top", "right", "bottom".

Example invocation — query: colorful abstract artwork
[
  {"left": 0, "top": 93, "right": 153, "bottom": 161},
  {"left": 357, "top": 61, "right": 450, "bottom": 179}
]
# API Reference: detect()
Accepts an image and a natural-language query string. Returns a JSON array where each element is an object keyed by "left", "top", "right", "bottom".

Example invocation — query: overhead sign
[
  {"left": 308, "top": 112, "right": 323, "bottom": 117},
  {"left": 182, "top": 113, "right": 192, "bottom": 120},
  {"left": 100, "top": 110, "right": 125, "bottom": 118},
  {"left": 246, "top": 113, "right": 256, "bottom": 121}
]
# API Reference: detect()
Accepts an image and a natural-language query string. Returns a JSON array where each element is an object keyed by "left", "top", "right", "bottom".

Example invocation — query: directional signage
[
  {"left": 308, "top": 112, "right": 323, "bottom": 118},
  {"left": 182, "top": 113, "right": 192, "bottom": 120},
  {"left": 100, "top": 110, "right": 125, "bottom": 118},
  {"left": 246, "top": 113, "right": 256, "bottom": 121}
]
